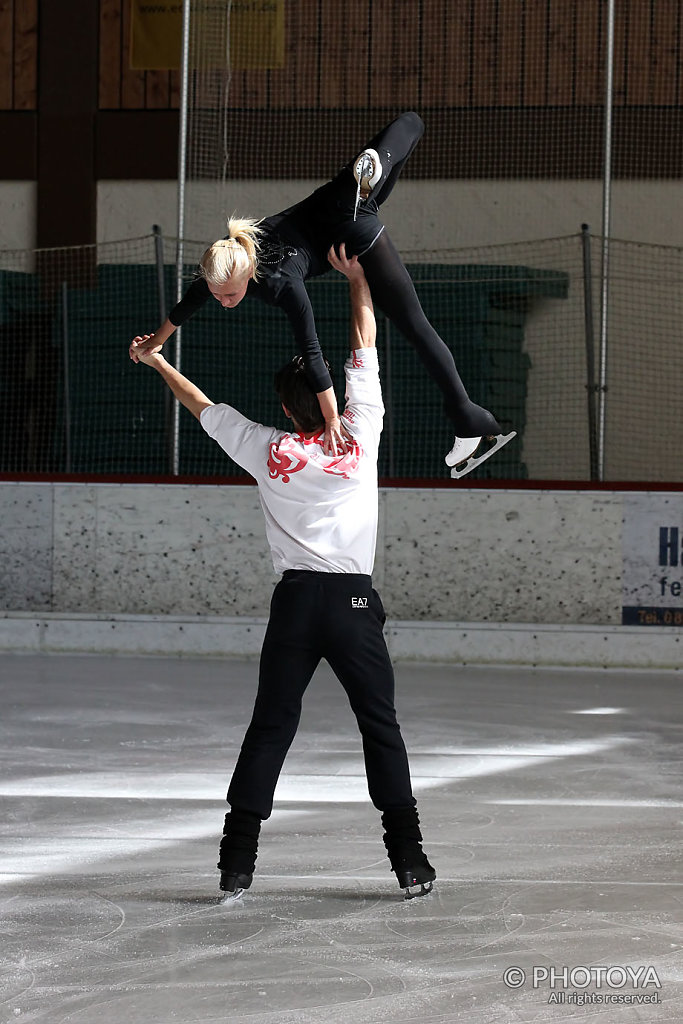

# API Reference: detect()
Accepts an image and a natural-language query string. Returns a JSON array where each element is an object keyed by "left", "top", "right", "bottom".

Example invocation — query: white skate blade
[
  {"left": 449, "top": 431, "right": 517, "bottom": 480},
  {"left": 403, "top": 880, "right": 434, "bottom": 900}
]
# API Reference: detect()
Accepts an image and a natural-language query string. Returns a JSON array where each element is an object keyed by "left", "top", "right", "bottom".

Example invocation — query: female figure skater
[{"left": 130, "top": 111, "right": 513, "bottom": 473}]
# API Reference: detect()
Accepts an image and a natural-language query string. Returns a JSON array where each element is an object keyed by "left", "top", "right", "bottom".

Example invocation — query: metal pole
[
  {"left": 597, "top": 0, "right": 616, "bottom": 481},
  {"left": 153, "top": 225, "right": 174, "bottom": 474},
  {"left": 581, "top": 225, "right": 599, "bottom": 480},
  {"left": 61, "top": 282, "right": 72, "bottom": 473},
  {"left": 153, "top": 224, "right": 167, "bottom": 321},
  {"left": 173, "top": 0, "right": 192, "bottom": 477}
]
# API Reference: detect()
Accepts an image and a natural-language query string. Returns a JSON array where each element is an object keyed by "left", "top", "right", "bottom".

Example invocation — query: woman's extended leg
[
  {"left": 349, "top": 111, "right": 425, "bottom": 208},
  {"left": 359, "top": 230, "right": 502, "bottom": 436}
]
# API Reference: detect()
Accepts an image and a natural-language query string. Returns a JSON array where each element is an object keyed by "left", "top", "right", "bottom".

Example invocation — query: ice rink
[{"left": 1, "top": 652, "right": 682, "bottom": 1023}]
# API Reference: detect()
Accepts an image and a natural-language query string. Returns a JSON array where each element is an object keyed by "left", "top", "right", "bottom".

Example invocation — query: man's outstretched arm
[
  {"left": 131, "top": 336, "right": 213, "bottom": 420},
  {"left": 327, "top": 244, "right": 376, "bottom": 350}
]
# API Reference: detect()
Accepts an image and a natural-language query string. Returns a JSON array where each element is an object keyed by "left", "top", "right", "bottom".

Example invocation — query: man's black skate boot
[
  {"left": 389, "top": 850, "right": 436, "bottom": 899},
  {"left": 217, "top": 808, "right": 261, "bottom": 897},
  {"left": 382, "top": 807, "right": 436, "bottom": 900}
]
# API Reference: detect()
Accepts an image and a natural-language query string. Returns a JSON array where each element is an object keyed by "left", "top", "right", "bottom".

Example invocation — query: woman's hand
[
  {"left": 129, "top": 333, "right": 164, "bottom": 363},
  {"left": 129, "top": 320, "right": 176, "bottom": 363},
  {"left": 323, "top": 415, "right": 353, "bottom": 456}
]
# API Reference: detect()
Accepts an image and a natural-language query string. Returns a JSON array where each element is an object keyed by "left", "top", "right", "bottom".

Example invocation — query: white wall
[
  {"left": 0, "top": 481, "right": 629, "bottom": 625},
  {"left": 3, "top": 180, "right": 683, "bottom": 251},
  {"left": 3, "top": 482, "right": 682, "bottom": 668},
  {"left": 96, "top": 180, "right": 683, "bottom": 249},
  {"left": 0, "top": 183, "right": 37, "bottom": 250}
]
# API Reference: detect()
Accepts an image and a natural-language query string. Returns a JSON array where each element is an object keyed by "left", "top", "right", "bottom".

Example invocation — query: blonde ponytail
[{"left": 199, "top": 216, "right": 263, "bottom": 285}]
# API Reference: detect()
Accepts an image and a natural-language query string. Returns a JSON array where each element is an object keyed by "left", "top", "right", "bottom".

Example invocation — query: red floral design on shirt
[
  {"left": 267, "top": 432, "right": 363, "bottom": 482},
  {"left": 322, "top": 440, "right": 362, "bottom": 479},
  {"left": 267, "top": 438, "right": 309, "bottom": 482}
]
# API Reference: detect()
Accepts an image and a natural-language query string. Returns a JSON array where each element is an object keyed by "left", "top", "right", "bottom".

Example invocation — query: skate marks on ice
[
  {"left": 2, "top": 656, "right": 683, "bottom": 1022},
  {"left": 0, "top": 873, "right": 434, "bottom": 1024},
  {"left": 2, "top": 873, "right": 681, "bottom": 1024}
]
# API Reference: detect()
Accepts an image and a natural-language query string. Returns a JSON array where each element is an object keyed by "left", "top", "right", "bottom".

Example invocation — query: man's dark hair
[{"left": 274, "top": 356, "right": 332, "bottom": 432}]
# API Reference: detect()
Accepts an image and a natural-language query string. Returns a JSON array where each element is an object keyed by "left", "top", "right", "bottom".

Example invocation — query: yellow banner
[
  {"left": 130, "top": 2, "right": 182, "bottom": 70},
  {"left": 130, "top": 1, "right": 285, "bottom": 71}
]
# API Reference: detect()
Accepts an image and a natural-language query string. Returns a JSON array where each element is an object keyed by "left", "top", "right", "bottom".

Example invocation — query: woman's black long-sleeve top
[{"left": 167, "top": 180, "right": 384, "bottom": 396}]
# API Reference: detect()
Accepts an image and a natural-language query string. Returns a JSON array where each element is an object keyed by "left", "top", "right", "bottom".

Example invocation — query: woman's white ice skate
[
  {"left": 353, "top": 148, "right": 383, "bottom": 219},
  {"left": 446, "top": 432, "right": 517, "bottom": 479}
]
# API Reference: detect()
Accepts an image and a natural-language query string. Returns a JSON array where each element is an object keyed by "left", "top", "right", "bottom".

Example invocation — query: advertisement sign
[{"left": 622, "top": 494, "right": 683, "bottom": 626}]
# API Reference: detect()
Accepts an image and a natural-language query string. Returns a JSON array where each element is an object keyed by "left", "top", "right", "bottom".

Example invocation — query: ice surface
[{"left": 1, "top": 654, "right": 682, "bottom": 1022}]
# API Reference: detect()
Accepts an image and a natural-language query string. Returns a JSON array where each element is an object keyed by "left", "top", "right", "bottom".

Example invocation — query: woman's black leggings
[
  {"left": 349, "top": 112, "right": 502, "bottom": 436},
  {"left": 360, "top": 232, "right": 501, "bottom": 435}
]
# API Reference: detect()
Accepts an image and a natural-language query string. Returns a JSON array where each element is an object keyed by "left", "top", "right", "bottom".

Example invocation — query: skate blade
[
  {"left": 450, "top": 431, "right": 517, "bottom": 480},
  {"left": 403, "top": 880, "right": 434, "bottom": 900}
]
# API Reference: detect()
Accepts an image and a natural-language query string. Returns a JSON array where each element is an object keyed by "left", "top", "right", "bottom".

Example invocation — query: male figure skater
[{"left": 132, "top": 244, "right": 435, "bottom": 901}]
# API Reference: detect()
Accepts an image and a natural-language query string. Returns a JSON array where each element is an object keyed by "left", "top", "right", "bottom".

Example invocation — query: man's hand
[
  {"left": 327, "top": 242, "right": 366, "bottom": 282},
  {"left": 130, "top": 335, "right": 165, "bottom": 367},
  {"left": 323, "top": 415, "right": 353, "bottom": 456},
  {"left": 129, "top": 333, "right": 164, "bottom": 363}
]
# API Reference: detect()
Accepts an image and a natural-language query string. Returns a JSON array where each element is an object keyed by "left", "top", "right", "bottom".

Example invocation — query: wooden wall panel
[
  {"left": 13, "top": 0, "right": 37, "bottom": 110},
  {"left": 342, "top": 0, "right": 372, "bottom": 107},
  {"left": 497, "top": 0, "right": 524, "bottom": 105},
  {"left": 392, "top": 0, "right": 422, "bottom": 107},
  {"left": 0, "top": 0, "right": 13, "bottom": 109},
  {"left": 420, "top": 0, "right": 446, "bottom": 108},
  {"left": 369, "top": 0, "right": 398, "bottom": 106},
  {"left": 120, "top": 0, "right": 144, "bottom": 108},
  {"left": 316, "top": 0, "right": 373, "bottom": 110},
  {"left": 89, "top": 1, "right": 683, "bottom": 114},
  {"left": 100, "top": 0, "right": 176, "bottom": 110},
  {"left": 6, "top": 3, "right": 683, "bottom": 195},
  {"left": 285, "top": 0, "right": 322, "bottom": 109},
  {"left": 574, "top": 0, "right": 602, "bottom": 105},
  {"left": 238, "top": 67, "right": 269, "bottom": 109},
  {"left": 223, "top": 68, "right": 246, "bottom": 109},
  {"left": 319, "top": 0, "right": 346, "bottom": 108},
  {"left": 624, "top": 0, "right": 652, "bottom": 105},
  {"left": 169, "top": 68, "right": 180, "bottom": 107},
  {"left": 650, "top": 0, "right": 680, "bottom": 105},
  {"left": 231, "top": 34, "right": 270, "bottom": 107},
  {"left": 547, "top": 0, "right": 576, "bottom": 106},
  {"left": 268, "top": 0, "right": 300, "bottom": 108},
  {"left": 523, "top": 0, "right": 549, "bottom": 106},
  {"left": 471, "top": 0, "right": 499, "bottom": 106},
  {"left": 144, "top": 69, "right": 170, "bottom": 110},
  {"left": 99, "top": 0, "right": 121, "bottom": 108},
  {"left": 440, "top": 3, "right": 473, "bottom": 107},
  {"left": 613, "top": 3, "right": 629, "bottom": 105},
  {"left": 0, "top": 0, "right": 37, "bottom": 111}
]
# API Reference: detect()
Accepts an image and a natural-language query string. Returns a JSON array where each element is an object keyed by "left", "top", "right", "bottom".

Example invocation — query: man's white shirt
[{"left": 200, "top": 348, "right": 384, "bottom": 575}]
